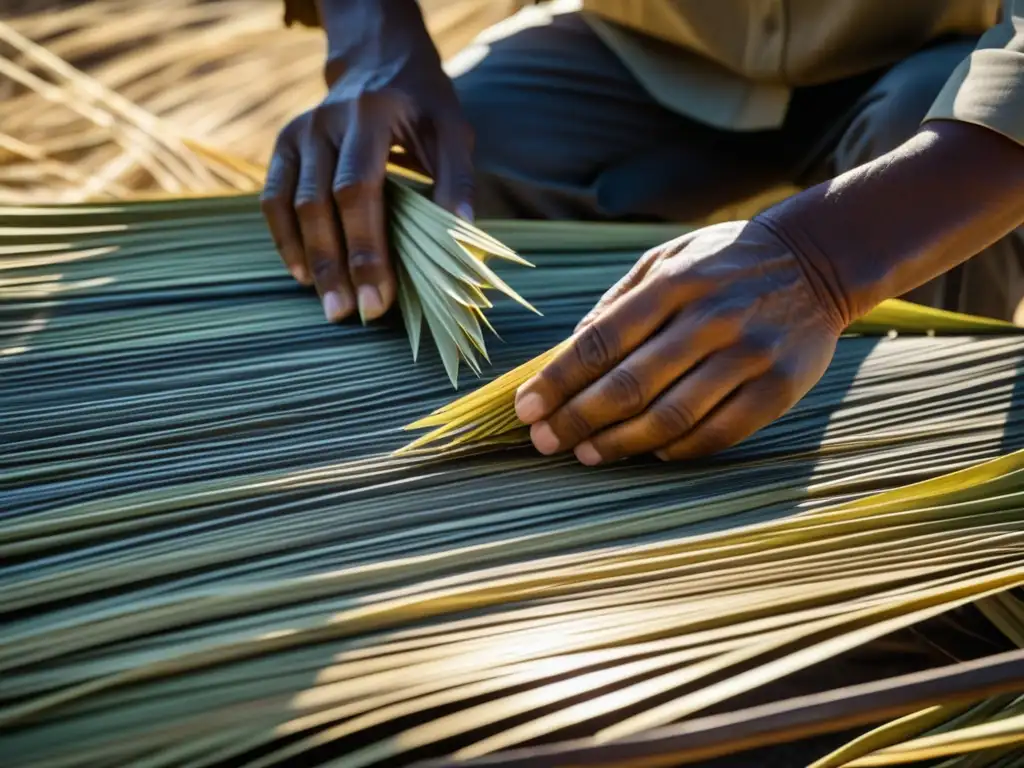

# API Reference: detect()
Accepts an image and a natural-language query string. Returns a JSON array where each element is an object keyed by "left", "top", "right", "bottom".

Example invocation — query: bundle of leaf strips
[
  {"left": 401, "top": 300, "right": 1016, "bottom": 452},
  {"left": 4, "top": 198, "right": 1024, "bottom": 768},
  {"left": 387, "top": 178, "right": 537, "bottom": 387}
]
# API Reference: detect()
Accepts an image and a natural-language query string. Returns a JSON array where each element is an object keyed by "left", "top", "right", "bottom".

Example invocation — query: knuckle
[
  {"left": 293, "top": 196, "right": 331, "bottom": 218},
  {"left": 308, "top": 251, "right": 336, "bottom": 281},
  {"left": 764, "top": 365, "right": 799, "bottom": 405},
  {"left": 258, "top": 194, "right": 281, "bottom": 215},
  {"left": 738, "top": 334, "right": 778, "bottom": 367},
  {"left": 574, "top": 312, "right": 597, "bottom": 335},
  {"left": 271, "top": 115, "right": 306, "bottom": 156},
  {"left": 333, "top": 177, "right": 384, "bottom": 205},
  {"left": 261, "top": 160, "right": 295, "bottom": 205},
  {"left": 602, "top": 368, "right": 646, "bottom": 416},
  {"left": 557, "top": 405, "right": 593, "bottom": 442},
  {"left": 648, "top": 400, "right": 697, "bottom": 438},
  {"left": 282, "top": 111, "right": 310, "bottom": 138},
  {"left": 348, "top": 250, "right": 385, "bottom": 271},
  {"left": 573, "top": 325, "right": 616, "bottom": 375},
  {"left": 309, "top": 103, "right": 342, "bottom": 132},
  {"left": 294, "top": 161, "right": 331, "bottom": 205},
  {"left": 541, "top": 361, "right": 573, "bottom": 399}
]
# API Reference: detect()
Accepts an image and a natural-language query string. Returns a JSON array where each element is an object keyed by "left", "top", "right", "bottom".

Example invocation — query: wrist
[
  {"left": 757, "top": 121, "right": 1024, "bottom": 324},
  {"left": 317, "top": 0, "right": 433, "bottom": 84},
  {"left": 752, "top": 216, "right": 854, "bottom": 333}
]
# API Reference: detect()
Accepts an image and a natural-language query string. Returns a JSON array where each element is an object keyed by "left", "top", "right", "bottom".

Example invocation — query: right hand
[
  {"left": 514, "top": 220, "right": 845, "bottom": 464},
  {"left": 261, "top": 2, "right": 474, "bottom": 323}
]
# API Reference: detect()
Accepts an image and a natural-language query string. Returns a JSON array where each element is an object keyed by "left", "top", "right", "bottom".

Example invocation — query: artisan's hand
[
  {"left": 261, "top": 0, "right": 473, "bottom": 323},
  {"left": 514, "top": 221, "right": 847, "bottom": 463}
]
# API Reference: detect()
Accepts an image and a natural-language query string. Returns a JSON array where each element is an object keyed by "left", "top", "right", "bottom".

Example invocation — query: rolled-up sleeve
[
  {"left": 924, "top": 0, "right": 1024, "bottom": 145},
  {"left": 283, "top": 0, "right": 321, "bottom": 27}
]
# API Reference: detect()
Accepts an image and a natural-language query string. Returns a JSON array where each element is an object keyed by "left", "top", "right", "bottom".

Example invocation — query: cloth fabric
[
  {"left": 284, "top": 0, "right": 1023, "bottom": 144},
  {"left": 923, "top": 0, "right": 1024, "bottom": 147},
  {"left": 581, "top": 0, "right": 1022, "bottom": 141},
  {"left": 450, "top": 12, "right": 1024, "bottom": 321}
]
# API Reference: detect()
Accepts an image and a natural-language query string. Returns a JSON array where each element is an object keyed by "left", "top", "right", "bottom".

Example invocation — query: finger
[
  {"left": 295, "top": 125, "right": 355, "bottom": 322},
  {"left": 335, "top": 112, "right": 397, "bottom": 323},
  {"left": 576, "top": 346, "right": 772, "bottom": 464},
  {"left": 516, "top": 266, "right": 703, "bottom": 426},
  {"left": 261, "top": 119, "right": 307, "bottom": 285},
  {"left": 432, "top": 116, "right": 474, "bottom": 220},
  {"left": 573, "top": 248, "right": 666, "bottom": 334},
  {"left": 530, "top": 304, "right": 736, "bottom": 455},
  {"left": 655, "top": 378, "right": 790, "bottom": 461}
]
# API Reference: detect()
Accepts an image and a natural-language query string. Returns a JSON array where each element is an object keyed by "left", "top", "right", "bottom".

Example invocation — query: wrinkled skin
[
  {"left": 514, "top": 220, "right": 846, "bottom": 463},
  {"left": 260, "top": 15, "right": 472, "bottom": 324}
]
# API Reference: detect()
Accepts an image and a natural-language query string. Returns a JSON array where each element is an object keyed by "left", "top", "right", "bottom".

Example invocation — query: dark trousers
[{"left": 450, "top": 11, "right": 1024, "bottom": 322}]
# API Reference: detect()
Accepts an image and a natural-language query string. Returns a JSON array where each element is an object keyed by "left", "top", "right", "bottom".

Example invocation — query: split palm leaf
[
  {"left": 386, "top": 178, "right": 539, "bottom": 387},
  {"left": 811, "top": 590, "right": 1024, "bottom": 767},
  {"left": 5, "top": 198, "right": 1024, "bottom": 768},
  {"left": 399, "top": 299, "right": 1018, "bottom": 453},
  {"left": 8, "top": 14, "right": 1024, "bottom": 767}
]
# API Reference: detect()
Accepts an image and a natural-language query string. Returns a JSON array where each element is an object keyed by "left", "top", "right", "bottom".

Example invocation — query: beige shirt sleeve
[{"left": 925, "top": 0, "right": 1024, "bottom": 145}]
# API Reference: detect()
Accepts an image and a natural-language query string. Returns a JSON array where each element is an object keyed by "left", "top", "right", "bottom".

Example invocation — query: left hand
[
  {"left": 513, "top": 220, "right": 848, "bottom": 463},
  {"left": 261, "top": 0, "right": 472, "bottom": 325}
]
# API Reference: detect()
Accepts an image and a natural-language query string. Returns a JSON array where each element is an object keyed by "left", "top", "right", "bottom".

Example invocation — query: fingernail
[
  {"left": 574, "top": 441, "right": 602, "bottom": 466},
  {"left": 357, "top": 285, "right": 385, "bottom": 324},
  {"left": 530, "top": 422, "right": 560, "bottom": 455},
  {"left": 291, "top": 265, "right": 311, "bottom": 286},
  {"left": 654, "top": 450, "right": 670, "bottom": 461},
  {"left": 515, "top": 391, "right": 546, "bottom": 423},
  {"left": 456, "top": 203, "right": 474, "bottom": 223},
  {"left": 323, "top": 290, "right": 352, "bottom": 322}
]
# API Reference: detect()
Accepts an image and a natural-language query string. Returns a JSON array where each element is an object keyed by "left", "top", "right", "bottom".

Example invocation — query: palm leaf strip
[{"left": 2, "top": 199, "right": 1024, "bottom": 767}]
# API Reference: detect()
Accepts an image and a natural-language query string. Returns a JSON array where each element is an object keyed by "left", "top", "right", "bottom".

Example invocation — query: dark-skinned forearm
[{"left": 759, "top": 121, "right": 1024, "bottom": 327}]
